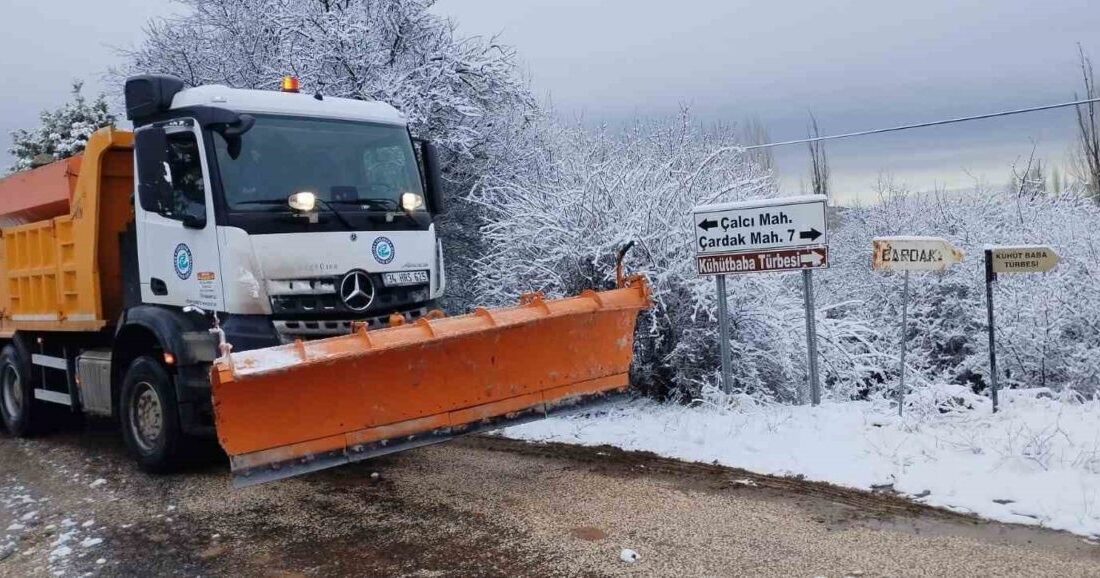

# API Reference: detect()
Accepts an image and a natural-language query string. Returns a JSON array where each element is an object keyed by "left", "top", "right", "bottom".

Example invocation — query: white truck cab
[{"left": 127, "top": 74, "right": 446, "bottom": 350}]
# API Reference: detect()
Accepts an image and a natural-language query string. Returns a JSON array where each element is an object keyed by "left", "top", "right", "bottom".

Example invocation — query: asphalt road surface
[{"left": 1, "top": 422, "right": 1098, "bottom": 577}]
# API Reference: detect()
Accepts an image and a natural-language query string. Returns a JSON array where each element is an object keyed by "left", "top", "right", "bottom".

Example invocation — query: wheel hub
[
  {"left": 1, "top": 364, "right": 22, "bottom": 419},
  {"left": 130, "top": 382, "right": 163, "bottom": 451}
]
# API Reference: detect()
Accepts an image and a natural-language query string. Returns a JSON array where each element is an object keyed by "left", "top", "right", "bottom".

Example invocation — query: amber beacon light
[{"left": 281, "top": 76, "right": 301, "bottom": 93}]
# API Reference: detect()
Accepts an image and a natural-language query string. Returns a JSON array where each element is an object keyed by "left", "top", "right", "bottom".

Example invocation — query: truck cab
[
  {"left": 0, "top": 74, "right": 446, "bottom": 471},
  {"left": 128, "top": 74, "right": 446, "bottom": 346}
]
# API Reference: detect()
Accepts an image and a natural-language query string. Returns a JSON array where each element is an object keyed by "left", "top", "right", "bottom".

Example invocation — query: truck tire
[
  {"left": 0, "top": 344, "right": 39, "bottom": 437},
  {"left": 119, "top": 356, "right": 184, "bottom": 472}
]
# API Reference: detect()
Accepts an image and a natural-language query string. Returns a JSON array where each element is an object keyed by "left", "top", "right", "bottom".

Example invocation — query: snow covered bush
[
  {"left": 119, "top": 0, "right": 539, "bottom": 310},
  {"left": 473, "top": 117, "right": 1100, "bottom": 401},
  {"left": 830, "top": 182, "right": 1100, "bottom": 398},
  {"left": 7, "top": 81, "right": 114, "bottom": 173},
  {"left": 471, "top": 114, "right": 888, "bottom": 401}
]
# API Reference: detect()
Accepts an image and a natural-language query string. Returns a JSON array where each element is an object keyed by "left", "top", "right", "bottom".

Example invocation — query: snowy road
[{"left": 1, "top": 425, "right": 1098, "bottom": 577}]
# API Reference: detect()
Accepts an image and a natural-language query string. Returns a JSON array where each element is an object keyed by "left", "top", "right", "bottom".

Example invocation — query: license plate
[{"left": 382, "top": 270, "right": 429, "bottom": 287}]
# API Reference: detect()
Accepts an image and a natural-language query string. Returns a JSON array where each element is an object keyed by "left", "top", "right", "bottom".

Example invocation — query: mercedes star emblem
[{"left": 339, "top": 270, "right": 374, "bottom": 311}]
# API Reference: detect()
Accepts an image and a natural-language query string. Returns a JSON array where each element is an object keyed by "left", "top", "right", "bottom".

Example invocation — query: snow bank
[{"left": 506, "top": 388, "right": 1100, "bottom": 537}]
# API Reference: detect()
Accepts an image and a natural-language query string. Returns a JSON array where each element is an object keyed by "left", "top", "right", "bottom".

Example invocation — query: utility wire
[{"left": 743, "top": 96, "right": 1100, "bottom": 150}]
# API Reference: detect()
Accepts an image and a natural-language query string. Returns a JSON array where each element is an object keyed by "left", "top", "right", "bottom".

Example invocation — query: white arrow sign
[
  {"left": 799, "top": 251, "right": 826, "bottom": 266},
  {"left": 872, "top": 236, "right": 965, "bottom": 272},
  {"left": 694, "top": 195, "right": 828, "bottom": 255}
]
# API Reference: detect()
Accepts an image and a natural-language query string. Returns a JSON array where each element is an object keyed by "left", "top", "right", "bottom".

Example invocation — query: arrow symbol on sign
[
  {"left": 799, "top": 250, "right": 825, "bottom": 266},
  {"left": 799, "top": 228, "right": 823, "bottom": 241},
  {"left": 698, "top": 218, "right": 718, "bottom": 231}
]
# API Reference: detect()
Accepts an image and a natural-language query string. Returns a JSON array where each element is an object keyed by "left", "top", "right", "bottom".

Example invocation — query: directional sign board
[
  {"left": 697, "top": 246, "right": 828, "bottom": 275},
  {"left": 988, "top": 245, "right": 1060, "bottom": 274},
  {"left": 694, "top": 195, "right": 828, "bottom": 256},
  {"left": 692, "top": 196, "right": 830, "bottom": 404},
  {"left": 871, "top": 236, "right": 964, "bottom": 272}
]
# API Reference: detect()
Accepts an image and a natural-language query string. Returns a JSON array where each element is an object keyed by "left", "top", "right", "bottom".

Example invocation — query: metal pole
[
  {"left": 802, "top": 269, "right": 821, "bottom": 405},
  {"left": 985, "top": 249, "right": 999, "bottom": 413},
  {"left": 898, "top": 271, "right": 909, "bottom": 417},
  {"left": 715, "top": 274, "right": 733, "bottom": 394}
]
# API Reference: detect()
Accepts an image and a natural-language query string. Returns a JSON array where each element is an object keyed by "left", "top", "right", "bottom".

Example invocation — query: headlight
[
  {"left": 401, "top": 192, "right": 425, "bottom": 212},
  {"left": 288, "top": 191, "right": 316, "bottom": 212}
]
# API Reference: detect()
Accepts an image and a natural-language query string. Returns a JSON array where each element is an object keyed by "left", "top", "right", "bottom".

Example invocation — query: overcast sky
[{"left": 2, "top": 0, "right": 1098, "bottom": 201}]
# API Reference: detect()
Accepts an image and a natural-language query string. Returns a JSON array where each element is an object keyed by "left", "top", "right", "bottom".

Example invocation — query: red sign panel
[{"left": 696, "top": 247, "right": 828, "bottom": 276}]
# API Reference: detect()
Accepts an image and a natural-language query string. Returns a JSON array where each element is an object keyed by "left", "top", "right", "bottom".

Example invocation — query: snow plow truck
[{"left": 0, "top": 75, "right": 650, "bottom": 486}]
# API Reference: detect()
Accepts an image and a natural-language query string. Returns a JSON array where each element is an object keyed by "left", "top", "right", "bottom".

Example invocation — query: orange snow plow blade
[{"left": 211, "top": 276, "right": 651, "bottom": 486}]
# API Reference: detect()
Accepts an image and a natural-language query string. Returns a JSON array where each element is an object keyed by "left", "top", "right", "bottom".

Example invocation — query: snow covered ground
[{"left": 506, "top": 386, "right": 1100, "bottom": 538}]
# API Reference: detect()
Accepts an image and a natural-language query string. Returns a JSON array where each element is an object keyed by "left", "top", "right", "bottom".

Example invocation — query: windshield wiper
[
  {"left": 328, "top": 198, "right": 428, "bottom": 224},
  {"left": 327, "top": 198, "right": 397, "bottom": 210},
  {"left": 314, "top": 198, "right": 354, "bottom": 230},
  {"left": 234, "top": 198, "right": 355, "bottom": 230},
  {"left": 235, "top": 199, "right": 288, "bottom": 205}
]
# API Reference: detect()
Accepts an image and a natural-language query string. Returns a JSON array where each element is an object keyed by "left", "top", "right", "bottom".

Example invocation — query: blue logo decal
[
  {"left": 372, "top": 237, "right": 395, "bottom": 264},
  {"left": 173, "top": 243, "right": 193, "bottom": 280}
]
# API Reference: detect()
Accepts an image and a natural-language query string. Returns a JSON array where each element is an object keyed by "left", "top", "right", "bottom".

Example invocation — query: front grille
[
  {"left": 267, "top": 274, "right": 430, "bottom": 318},
  {"left": 267, "top": 273, "right": 432, "bottom": 341},
  {"left": 273, "top": 307, "right": 430, "bottom": 340},
  {"left": 271, "top": 293, "right": 341, "bottom": 315}
]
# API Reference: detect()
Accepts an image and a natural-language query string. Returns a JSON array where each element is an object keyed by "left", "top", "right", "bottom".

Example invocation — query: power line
[{"left": 744, "top": 97, "right": 1100, "bottom": 150}]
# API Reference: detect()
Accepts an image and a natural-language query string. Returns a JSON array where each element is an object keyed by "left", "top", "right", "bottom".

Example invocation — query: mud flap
[{"left": 210, "top": 277, "right": 651, "bottom": 487}]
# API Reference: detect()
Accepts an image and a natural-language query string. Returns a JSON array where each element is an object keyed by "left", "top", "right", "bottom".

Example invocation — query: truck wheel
[
  {"left": 120, "top": 356, "right": 184, "bottom": 472},
  {"left": 0, "top": 344, "right": 37, "bottom": 437}
]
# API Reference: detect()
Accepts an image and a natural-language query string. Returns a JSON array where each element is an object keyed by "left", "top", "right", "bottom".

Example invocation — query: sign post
[
  {"left": 899, "top": 270, "right": 909, "bottom": 414},
  {"left": 984, "top": 250, "right": 998, "bottom": 413},
  {"left": 802, "top": 269, "right": 821, "bottom": 405},
  {"left": 715, "top": 275, "right": 733, "bottom": 393},
  {"left": 695, "top": 195, "right": 829, "bottom": 404},
  {"left": 871, "top": 237, "right": 965, "bottom": 416},
  {"left": 983, "top": 245, "right": 1060, "bottom": 412}
]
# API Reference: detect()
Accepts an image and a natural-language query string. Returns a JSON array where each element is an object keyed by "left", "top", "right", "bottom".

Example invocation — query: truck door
[{"left": 134, "top": 121, "right": 225, "bottom": 310}]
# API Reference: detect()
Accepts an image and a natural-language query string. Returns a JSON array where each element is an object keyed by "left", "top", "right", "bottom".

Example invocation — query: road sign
[
  {"left": 871, "top": 236, "right": 964, "bottom": 272},
  {"left": 982, "top": 244, "right": 1059, "bottom": 414},
  {"left": 694, "top": 195, "right": 828, "bottom": 255},
  {"left": 692, "top": 195, "right": 828, "bottom": 407},
  {"left": 696, "top": 246, "right": 828, "bottom": 276},
  {"left": 871, "top": 236, "right": 963, "bottom": 417},
  {"left": 988, "top": 245, "right": 1060, "bottom": 274}
]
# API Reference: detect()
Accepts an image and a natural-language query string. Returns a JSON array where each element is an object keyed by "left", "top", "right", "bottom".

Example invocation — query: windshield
[{"left": 213, "top": 115, "right": 423, "bottom": 212}]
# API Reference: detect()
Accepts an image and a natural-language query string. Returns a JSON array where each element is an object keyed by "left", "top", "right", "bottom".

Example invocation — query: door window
[{"left": 159, "top": 132, "right": 207, "bottom": 221}]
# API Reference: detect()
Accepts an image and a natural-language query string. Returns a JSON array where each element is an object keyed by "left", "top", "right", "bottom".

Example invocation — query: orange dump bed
[
  {"left": 0, "top": 129, "right": 135, "bottom": 336},
  {"left": 212, "top": 277, "right": 652, "bottom": 486}
]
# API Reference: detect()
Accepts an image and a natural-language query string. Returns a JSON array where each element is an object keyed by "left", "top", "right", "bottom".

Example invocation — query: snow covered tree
[
  {"left": 8, "top": 81, "right": 115, "bottom": 173},
  {"left": 1010, "top": 149, "right": 1047, "bottom": 199},
  {"left": 1071, "top": 45, "right": 1100, "bottom": 200},
  {"left": 117, "top": 0, "right": 539, "bottom": 310},
  {"left": 807, "top": 113, "right": 830, "bottom": 200},
  {"left": 118, "top": 0, "right": 534, "bottom": 159}
]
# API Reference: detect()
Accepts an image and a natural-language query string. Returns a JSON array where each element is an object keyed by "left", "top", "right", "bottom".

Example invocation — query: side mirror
[
  {"left": 135, "top": 127, "right": 172, "bottom": 213},
  {"left": 420, "top": 140, "right": 445, "bottom": 214},
  {"left": 215, "top": 114, "right": 255, "bottom": 160}
]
